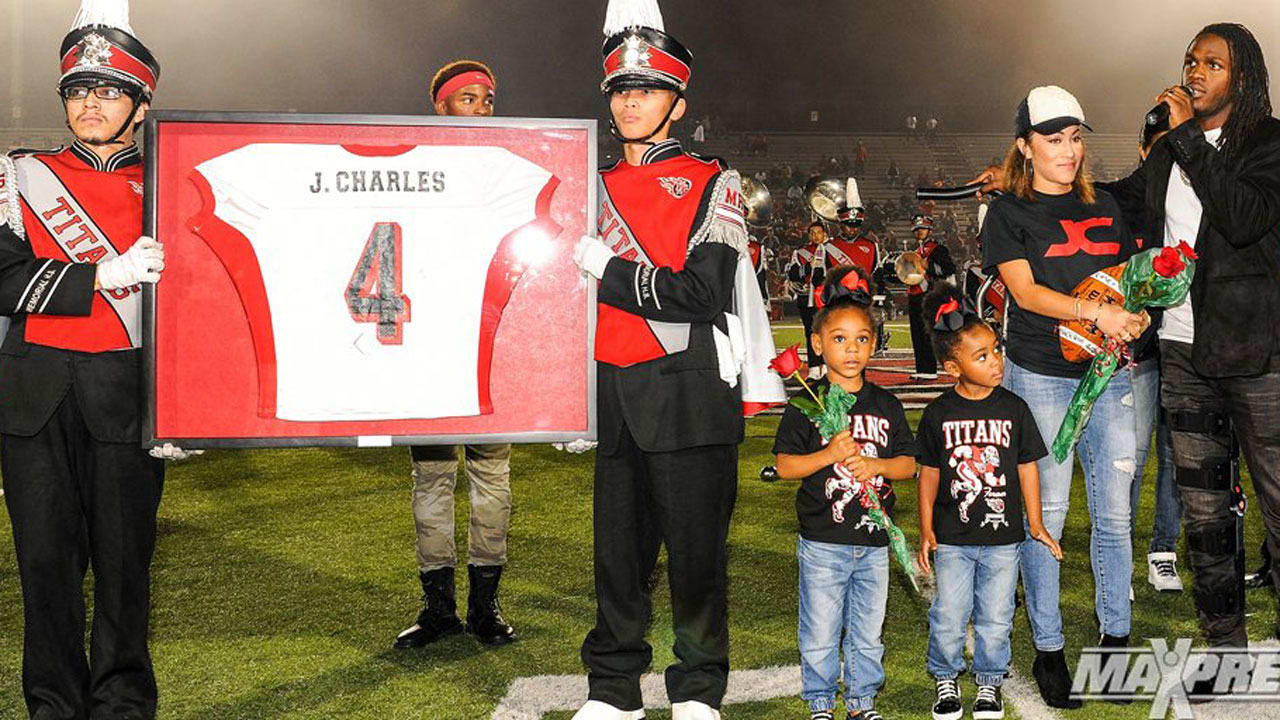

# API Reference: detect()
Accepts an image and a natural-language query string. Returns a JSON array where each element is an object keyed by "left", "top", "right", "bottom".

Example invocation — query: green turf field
[{"left": 0, "top": 415, "right": 1272, "bottom": 719}]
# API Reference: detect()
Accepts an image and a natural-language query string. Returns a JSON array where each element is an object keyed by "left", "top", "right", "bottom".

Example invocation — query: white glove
[
  {"left": 148, "top": 442, "right": 203, "bottom": 461},
  {"left": 552, "top": 439, "right": 598, "bottom": 454},
  {"left": 573, "top": 235, "right": 615, "bottom": 280},
  {"left": 98, "top": 237, "right": 165, "bottom": 290}
]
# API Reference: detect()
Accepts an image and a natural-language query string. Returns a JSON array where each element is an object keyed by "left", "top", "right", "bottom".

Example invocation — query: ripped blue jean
[{"left": 1003, "top": 359, "right": 1137, "bottom": 649}]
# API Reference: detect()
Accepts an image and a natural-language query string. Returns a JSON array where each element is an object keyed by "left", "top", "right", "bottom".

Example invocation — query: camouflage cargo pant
[{"left": 410, "top": 443, "right": 512, "bottom": 571}]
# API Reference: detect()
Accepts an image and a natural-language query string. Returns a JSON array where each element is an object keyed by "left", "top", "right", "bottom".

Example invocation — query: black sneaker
[
  {"left": 931, "top": 678, "right": 962, "bottom": 720},
  {"left": 972, "top": 685, "right": 1003, "bottom": 720}
]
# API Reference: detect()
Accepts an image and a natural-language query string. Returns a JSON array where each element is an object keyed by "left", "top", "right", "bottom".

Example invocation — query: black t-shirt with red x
[{"left": 981, "top": 189, "right": 1140, "bottom": 378}]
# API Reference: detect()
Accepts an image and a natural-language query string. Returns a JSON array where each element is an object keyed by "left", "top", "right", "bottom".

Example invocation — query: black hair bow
[
  {"left": 816, "top": 272, "right": 872, "bottom": 309},
  {"left": 933, "top": 297, "right": 978, "bottom": 332}
]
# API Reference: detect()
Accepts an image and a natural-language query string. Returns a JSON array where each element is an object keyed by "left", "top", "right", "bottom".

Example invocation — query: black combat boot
[
  {"left": 466, "top": 564, "right": 516, "bottom": 646},
  {"left": 393, "top": 567, "right": 464, "bottom": 649}
]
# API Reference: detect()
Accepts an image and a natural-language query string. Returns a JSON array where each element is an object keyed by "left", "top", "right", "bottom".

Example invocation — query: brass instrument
[
  {"left": 895, "top": 251, "right": 926, "bottom": 285},
  {"left": 741, "top": 176, "right": 773, "bottom": 228},
  {"left": 804, "top": 175, "right": 846, "bottom": 222}
]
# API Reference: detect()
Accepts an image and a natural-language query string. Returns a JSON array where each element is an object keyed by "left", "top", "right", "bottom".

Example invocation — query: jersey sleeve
[
  {"left": 193, "top": 146, "right": 277, "bottom": 229},
  {"left": 597, "top": 170, "right": 743, "bottom": 324}
]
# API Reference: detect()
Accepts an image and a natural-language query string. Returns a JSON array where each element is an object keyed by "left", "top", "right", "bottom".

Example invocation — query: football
[{"left": 1059, "top": 263, "right": 1126, "bottom": 363}]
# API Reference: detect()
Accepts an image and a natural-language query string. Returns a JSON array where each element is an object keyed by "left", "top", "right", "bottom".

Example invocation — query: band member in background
[
  {"left": 832, "top": 180, "right": 889, "bottom": 353},
  {"left": 570, "top": 0, "right": 782, "bottom": 716},
  {"left": 786, "top": 221, "right": 827, "bottom": 375},
  {"left": 0, "top": 1, "right": 184, "bottom": 716},
  {"left": 395, "top": 59, "right": 517, "bottom": 650},
  {"left": 906, "top": 214, "right": 956, "bottom": 380}
]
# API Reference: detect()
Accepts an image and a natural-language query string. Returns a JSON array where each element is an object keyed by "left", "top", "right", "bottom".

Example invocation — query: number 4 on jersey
[{"left": 346, "top": 222, "right": 412, "bottom": 344}]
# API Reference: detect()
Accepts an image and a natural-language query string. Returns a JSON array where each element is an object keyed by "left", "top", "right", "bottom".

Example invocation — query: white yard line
[{"left": 491, "top": 666, "right": 801, "bottom": 719}]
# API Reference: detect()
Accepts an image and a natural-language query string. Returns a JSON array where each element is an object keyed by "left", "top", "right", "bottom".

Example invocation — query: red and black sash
[{"left": 15, "top": 149, "right": 143, "bottom": 352}]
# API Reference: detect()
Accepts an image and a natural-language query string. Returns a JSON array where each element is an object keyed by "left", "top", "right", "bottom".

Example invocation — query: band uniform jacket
[
  {"left": 0, "top": 143, "right": 147, "bottom": 442},
  {"left": 594, "top": 140, "right": 750, "bottom": 453},
  {"left": 1100, "top": 118, "right": 1280, "bottom": 378}
]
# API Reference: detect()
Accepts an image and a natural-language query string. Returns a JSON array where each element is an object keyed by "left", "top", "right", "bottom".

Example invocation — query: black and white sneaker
[
  {"left": 972, "top": 685, "right": 1004, "bottom": 720},
  {"left": 1148, "top": 552, "right": 1184, "bottom": 592},
  {"left": 849, "top": 711, "right": 884, "bottom": 720},
  {"left": 931, "top": 678, "right": 962, "bottom": 720},
  {"left": 809, "top": 712, "right": 834, "bottom": 720}
]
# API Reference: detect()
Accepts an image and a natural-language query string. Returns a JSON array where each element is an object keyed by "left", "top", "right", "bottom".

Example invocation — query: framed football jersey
[{"left": 143, "top": 112, "right": 596, "bottom": 448}]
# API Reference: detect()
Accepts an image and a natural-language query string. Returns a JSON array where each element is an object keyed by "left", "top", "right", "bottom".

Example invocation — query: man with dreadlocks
[{"left": 1100, "top": 22, "right": 1280, "bottom": 693}]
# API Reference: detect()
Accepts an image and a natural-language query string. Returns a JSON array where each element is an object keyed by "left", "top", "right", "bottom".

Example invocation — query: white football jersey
[{"left": 193, "top": 143, "right": 559, "bottom": 421}]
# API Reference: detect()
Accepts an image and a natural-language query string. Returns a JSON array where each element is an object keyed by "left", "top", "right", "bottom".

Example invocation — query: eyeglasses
[{"left": 60, "top": 86, "right": 126, "bottom": 101}]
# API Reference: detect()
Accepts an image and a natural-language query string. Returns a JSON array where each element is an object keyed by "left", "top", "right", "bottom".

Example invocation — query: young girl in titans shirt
[
  {"left": 915, "top": 284, "right": 1062, "bottom": 720},
  {"left": 773, "top": 266, "right": 917, "bottom": 720}
]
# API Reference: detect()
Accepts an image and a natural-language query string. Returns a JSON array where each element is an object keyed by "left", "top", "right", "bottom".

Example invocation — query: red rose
[
  {"left": 1152, "top": 246, "right": 1186, "bottom": 278},
  {"left": 1176, "top": 240, "right": 1198, "bottom": 261},
  {"left": 769, "top": 344, "right": 804, "bottom": 377}
]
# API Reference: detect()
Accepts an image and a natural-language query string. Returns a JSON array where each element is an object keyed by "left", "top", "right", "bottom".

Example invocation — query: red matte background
[{"left": 151, "top": 120, "right": 592, "bottom": 442}]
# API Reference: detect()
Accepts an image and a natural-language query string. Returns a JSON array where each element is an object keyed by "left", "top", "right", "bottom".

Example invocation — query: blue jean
[
  {"left": 1129, "top": 358, "right": 1182, "bottom": 553},
  {"left": 926, "top": 543, "right": 1019, "bottom": 686},
  {"left": 1003, "top": 359, "right": 1137, "bottom": 649},
  {"left": 797, "top": 538, "right": 888, "bottom": 713}
]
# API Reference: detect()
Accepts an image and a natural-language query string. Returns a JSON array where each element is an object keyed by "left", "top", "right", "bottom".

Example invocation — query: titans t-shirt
[
  {"left": 916, "top": 387, "right": 1047, "bottom": 545},
  {"left": 773, "top": 380, "right": 915, "bottom": 546}
]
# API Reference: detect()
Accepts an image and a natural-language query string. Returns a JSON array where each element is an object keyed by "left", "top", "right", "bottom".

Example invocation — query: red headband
[{"left": 435, "top": 71, "right": 495, "bottom": 102}]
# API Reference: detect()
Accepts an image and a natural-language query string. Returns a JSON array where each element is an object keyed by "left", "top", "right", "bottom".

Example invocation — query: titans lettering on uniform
[
  {"left": 189, "top": 142, "right": 560, "bottom": 422},
  {"left": 594, "top": 138, "right": 747, "bottom": 368},
  {"left": 2, "top": 144, "right": 145, "bottom": 352}
]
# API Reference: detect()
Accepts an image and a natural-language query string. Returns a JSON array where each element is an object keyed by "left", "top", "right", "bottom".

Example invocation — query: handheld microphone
[{"left": 1145, "top": 85, "right": 1192, "bottom": 127}]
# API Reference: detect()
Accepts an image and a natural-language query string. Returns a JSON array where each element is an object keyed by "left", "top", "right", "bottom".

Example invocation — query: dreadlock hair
[
  {"left": 812, "top": 265, "right": 878, "bottom": 337},
  {"left": 430, "top": 60, "right": 496, "bottom": 103},
  {"left": 1192, "top": 23, "right": 1271, "bottom": 167},
  {"left": 922, "top": 282, "right": 989, "bottom": 365}
]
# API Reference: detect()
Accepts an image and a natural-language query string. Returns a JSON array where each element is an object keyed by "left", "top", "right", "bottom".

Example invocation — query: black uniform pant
[
  {"left": 3, "top": 391, "right": 164, "bottom": 720},
  {"left": 1161, "top": 341, "right": 1280, "bottom": 647},
  {"left": 581, "top": 424, "right": 738, "bottom": 711},
  {"left": 908, "top": 292, "right": 937, "bottom": 374},
  {"left": 798, "top": 301, "right": 819, "bottom": 367}
]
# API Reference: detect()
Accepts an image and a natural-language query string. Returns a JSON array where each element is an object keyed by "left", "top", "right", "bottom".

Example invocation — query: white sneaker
[
  {"left": 671, "top": 700, "right": 721, "bottom": 720},
  {"left": 1148, "top": 552, "right": 1184, "bottom": 592},
  {"left": 572, "top": 700, "right": 645, "bottom": 720}
]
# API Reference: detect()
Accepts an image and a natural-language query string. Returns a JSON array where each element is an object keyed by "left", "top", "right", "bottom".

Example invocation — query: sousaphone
[
  {"left": 804, "top": 175, "right": 846, "bottom": 222},
  {"left": 741, "top": 176, "right": 773, "bottom": 228}
]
